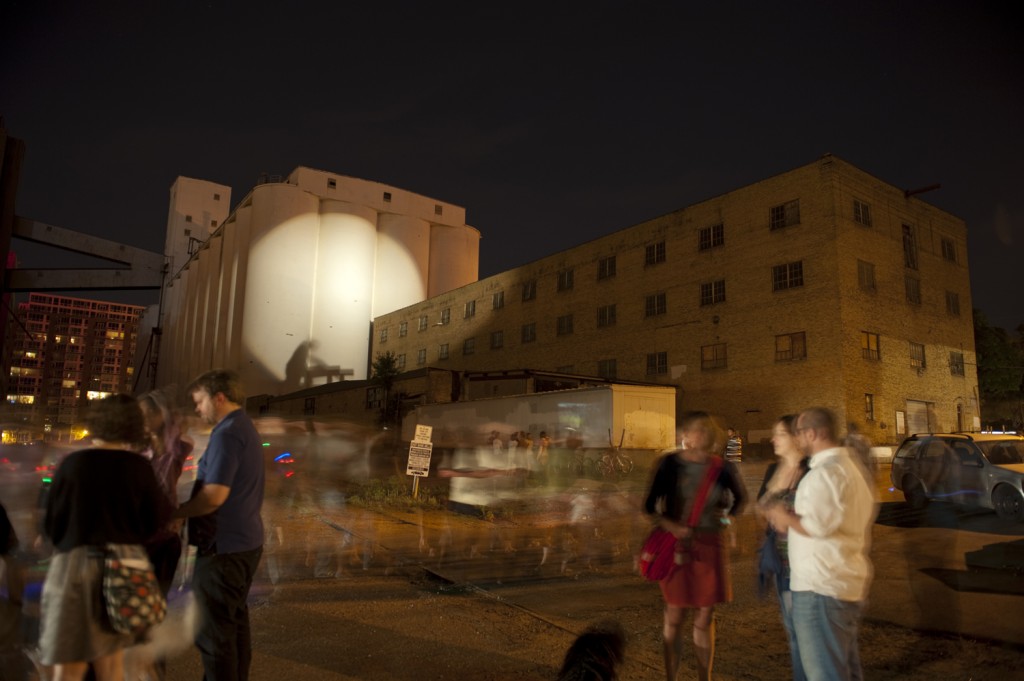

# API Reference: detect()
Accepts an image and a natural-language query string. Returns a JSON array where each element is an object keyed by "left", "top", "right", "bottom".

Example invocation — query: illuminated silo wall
[
  {"left": 428, "top": 224, "right": 480, "bottom": 297},
  {"left": 373, "top": 213, "right": 430, "bottom": 318}
]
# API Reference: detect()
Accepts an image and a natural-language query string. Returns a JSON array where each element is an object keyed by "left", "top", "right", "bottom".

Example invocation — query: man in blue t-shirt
[{"left": 175, "top": 369, "right": 265, "bottom": 681}]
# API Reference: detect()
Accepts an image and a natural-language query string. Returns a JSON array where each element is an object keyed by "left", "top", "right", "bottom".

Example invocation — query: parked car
[{"left": 890, "top": 432, "right": 1024, "bottom": 521}]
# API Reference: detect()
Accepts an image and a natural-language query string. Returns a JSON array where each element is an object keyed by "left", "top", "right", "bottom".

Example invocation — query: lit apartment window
[
  {"left": 905, "top": 275, "right": 921, "bottom": 305},
  {"left": 598, "top": 256, "right": 616, "bottom": 280},
  {"left": 857, "top": 260, "right": 876, "bottom": 291},
  {"left": 418, "top": 315, "right": 428, "bottom": 331},
  {"left": 490, "top": 330, "right": 504, "bottom": 349},
  {"left": 597, "top": 359, "right": 617, "bottom": 379},
  {"left": 775, "top": 332, "right": 807, "bottom": 361},
  {"left": 861, "top": 332, "right": 880, "bottom": 360},
  {"left": 328, "top": 178, "right": 337, "bottom": 189},
  {"left": 557, "top": 268, "right": 574, "bottom": 292},
  {"left": 949, "top": 351, "right": 965, "bottom": 376},
  {"left": 417, "top": 348, "right": 427, "bottom": 365},
  {"left": 383, "top": 191, "right": 392, "bottom": 202},
  {"left": 645, "top": 241, "right": 666, "bottom": 266},
  {"left": 853, "top": 199, "right": 872, "bottom": 226},
  {"left": 772, "top": 262, "right": 804, "bottom": 292},
  {"left": 440, "top": 308, "right": 451, "bottom": 325},
  {"left": 701, "top": 343, "right": 727, "bottom": 370},
  {"left": 597, "top": 304, "right": 616, "bottom": 328},
  {"left": 379, "top": 327, "right": 388, "bottom": 342},
  {"left": 463, "top": 338, "right": 476, "bottom": 355},
  {"left": 556, "top": 314, "right": 574, "bottom": 336},
  {"left": 397, "top": 354, "right": 406, "bottom": 369},
  {"left": 910, "top": 342, "right": 926, "bottom": 369},
  {"left": 439, "top": 343, "right": 449, "bottom": 360},
  {"left": 769, "top": 200, "right": 800, "bottom": 230},
  {"left": 464, "top": 300, "right": 476, "bottom": 318},
  {"left": 399, "top": 321, "right": 408, "bottom": 337},
  {"left": 902, "top": 224, "right": 918, "bottom": 270},
  {"left": 646, "top": 351, "right": 668, "bottom": 375},
  {"left": 945, "top": 291, "right": 960, "bottom": 316},
  {"left": 865, "top": 393, "right": 875, "bottom": 421},
  {"left": 700, "top": 280, "right": 725, "bottom": 306},
  {"left": 492, "top": 291, "right": 504, "bottom": 309},
  {"left": 522, "top": 323, "right": 536, "bottom": 343},
  {"left": 522, "top": 280, "right": 537, "bottom": 301},
  {"left": 645, "top": 292, "right": 667, "bottom": 317},
  {"left": 941, "top": 237, "right": 957, "bottom": 263},
  {"left": 698, "top": 224, "right": 724, "bottom": 251}
]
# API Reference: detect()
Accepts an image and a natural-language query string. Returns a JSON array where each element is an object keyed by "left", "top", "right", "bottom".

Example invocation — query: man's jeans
[
  {"left": 194, "top": 546, "right": 263, "bottom": 681},
  {"left": 791, "top": 590, "right": 864, "bottom": 681},
  {"left": 778, "top": 589, "right": 808, "bottom": 681}
]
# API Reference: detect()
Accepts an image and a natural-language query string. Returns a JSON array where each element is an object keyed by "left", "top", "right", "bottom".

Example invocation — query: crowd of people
[{"left": 0, "top": 377, "right": 880, "bottom": 681}]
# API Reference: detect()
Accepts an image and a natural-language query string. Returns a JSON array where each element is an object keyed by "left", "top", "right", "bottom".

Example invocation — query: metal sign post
[{"left": 407, "top": 424, "right": 433, "bottom": 498}]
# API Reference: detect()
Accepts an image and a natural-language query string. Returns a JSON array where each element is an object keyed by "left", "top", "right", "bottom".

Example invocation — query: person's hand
[{"left": 670, "top": 524, "right": 692, "bottom": 540}]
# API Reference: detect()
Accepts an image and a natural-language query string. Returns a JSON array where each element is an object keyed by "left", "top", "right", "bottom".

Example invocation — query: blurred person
[
  {"left": 765, "top": 407, "right": 877, "bottom": 681},
  {"left": 558, "top": 619, "right": 626, "bottom": 681},
  {"left": 644, "top": 411, "right": 747, "bottom": 681},
  {"left": 725, "top": 428, "right": 743, "bottom": 461},
  {"left": 138, "top": 389, "right": 193, "bottom": 596},
  {"left": 755, "top": 415, "right": 810, "bottom": 681},
  {"left": 38, "top": 394, "right": 164, "bottom": 681},
  {"left": 173, "top": 370, "right": 265, "bottom": 681}
]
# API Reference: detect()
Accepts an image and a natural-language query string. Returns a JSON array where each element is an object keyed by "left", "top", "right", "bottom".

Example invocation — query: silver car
[{"left": 890, "top": 433, "right": 1024, "bottom": 521}]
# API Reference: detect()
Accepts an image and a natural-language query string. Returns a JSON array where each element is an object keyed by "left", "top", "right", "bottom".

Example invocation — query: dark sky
[{"left": 2, "top": 1, "right": 1022, "bottom": 329}]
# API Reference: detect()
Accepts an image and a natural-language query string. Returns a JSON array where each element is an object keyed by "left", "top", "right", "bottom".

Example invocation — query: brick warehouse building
[{"left": 370, "top": 155, "right": 978, "bottom": 447}]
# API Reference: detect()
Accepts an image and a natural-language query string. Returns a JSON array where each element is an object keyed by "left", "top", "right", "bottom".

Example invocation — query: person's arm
[
  {"left": 722, "top": 461, "right": 748, "bottom": 516},
  {"left": 173, "top": 483, "right": 230, "bottom": 519}
]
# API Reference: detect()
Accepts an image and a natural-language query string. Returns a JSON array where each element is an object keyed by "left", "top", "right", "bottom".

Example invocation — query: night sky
[{"left": 2, "top": 1, "right": 1022, "bottom": 329}]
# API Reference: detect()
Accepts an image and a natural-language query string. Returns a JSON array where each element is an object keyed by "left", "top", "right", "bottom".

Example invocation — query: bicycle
[{"left": 596, "top": 448, "right": 633, "bottom": 478}]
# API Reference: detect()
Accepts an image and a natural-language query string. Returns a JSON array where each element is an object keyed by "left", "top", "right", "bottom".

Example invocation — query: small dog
[{"left": 557, "top": 619, "right": 626, "bottom": 681}]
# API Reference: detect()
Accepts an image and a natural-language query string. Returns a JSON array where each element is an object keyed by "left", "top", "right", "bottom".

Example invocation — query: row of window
[
  {"left": 857, "top": 259, "right": 961, "bottom": 314},
  {"left": 861, "top": 332, "right": 966, "bottom": 375}
]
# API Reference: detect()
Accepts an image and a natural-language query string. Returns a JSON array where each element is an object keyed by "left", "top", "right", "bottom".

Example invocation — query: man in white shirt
[{"left": 766, "top": 407, "right": 877, "bottom": 681}]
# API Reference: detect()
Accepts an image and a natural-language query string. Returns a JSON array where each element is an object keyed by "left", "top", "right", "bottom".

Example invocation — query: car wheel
[
  {"left": 902, "top": 477, "right": 930, "bottom": 509},
  {"left": 992, "top": 485, "right": 1024, "bottom": 522}
]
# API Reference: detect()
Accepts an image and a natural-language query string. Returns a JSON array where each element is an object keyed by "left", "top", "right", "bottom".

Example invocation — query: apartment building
[
  {"left": 372, "top": 155, "right": 978, "bottom": 446},
  {"left": 3, "top": 293, "right": 144, "bottom": 441}
]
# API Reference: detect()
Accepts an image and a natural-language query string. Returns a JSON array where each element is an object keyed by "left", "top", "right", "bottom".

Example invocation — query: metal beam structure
[{"left": 4, "top": 216, "right": 165, "bottom": 291}]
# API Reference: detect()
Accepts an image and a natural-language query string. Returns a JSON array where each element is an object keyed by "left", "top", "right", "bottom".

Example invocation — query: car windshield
[{"left": 977, "top": 440, "right": 1024, "bottom": 465}]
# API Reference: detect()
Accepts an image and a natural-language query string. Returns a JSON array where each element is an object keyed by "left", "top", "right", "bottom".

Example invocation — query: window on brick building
[
  {"left": 646, "top": 351, "right": 668, "bottom": 375},
  {"left": 463, "top": 338, "right": 476, "bottom": 355},
  {"left": 861, "top": 332, "right": 880, "bottom": 360},
  {"left": 698, "top": 224, "right": 724, "bottom": 251},
  {"left": 522, "top": 280, "right": 537, "bottom": 301},
  {"left": 949, "top": 351, "right": 965, "bottom": 376},
  {"left": 701, "top": 343, "right": 727, "bottom": 370},
  {"left": 399, "top": 321, "right": 407, "bottom": 337},
  {"left": 464, "top": 300, "right": 476, "bottom": 318},
  {"left": 941, "top": 237, "right": 957, "bottom": 263},
  {"left": 597, "top": 304, "right": 616, "bottom": 327},
  {"left": 857, "top": 260, "right": 876, "bottom": 291},
  {"left": 645, "top": 241, "right": 666, "bottom": 266},
  {"left": 418, "top": 315, "right": 428, "bottom": 331},
  {"left": 769, "top": 200, "right": 800, "bottom": 230},
  {"left": 910, "top": 342, "right": 926, "bottom": 370},
  {"left": 902, "top": 224, "right": 918, "bottom": 270},
  {"left": 700, "top": 280, "right": 725, "bottom": 306},
  {"left": 557, "top": 268, "right": 574, "bottom": 292},
  {"left": 772, "top": 262, "right": 803, "bottom": 291},
  {"left": 556, "top": 314, "right": 574, "bottom": 336},
  {"left": 492, "top": 291, "right": 504, "bottom": 309},
  {"left": 865, "top": 393, "right": 875, "bottom": 421},
  {"left": 440, "top": 308, "right": 451, "bottom": 325},
  {"left": 521, "top": 323, "right": 536, "bottom": 343},
  {"left": 598, "top": 359, "right": 617, "bottom": 379},
  {"left": 438, "top": 344, "right": 449, "bottom": 360},
  {"left": 490, "top": 330, "right": 504, "bottom": 349},
  {"left": 645, "top": 292, "right": 667, "bottom": 317},
  {"left": 417, "top": 348, "right": 427, "bottom": 365},
  {"left": 598, "top": 256, "right": 616, "bottom": 280},
  {"left": 853, "top": 199, "right": 872, "bottom": 227},
  {"left": 775, "top": 332, "right": 807, "bottom": 361},
  {"left": 905, "top": 275, "right": 921, "bottom": 305},
  {"left": 946, "top": 291, "right": 960, "bottom": 316},
  {"left": 397, "top": 354, "right": 406, "bottom": 369}
]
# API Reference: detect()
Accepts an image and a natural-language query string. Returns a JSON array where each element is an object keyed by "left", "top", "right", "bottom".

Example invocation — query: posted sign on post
[{"left": 406, "top": 424, "right": 433, "bottom": 477}]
